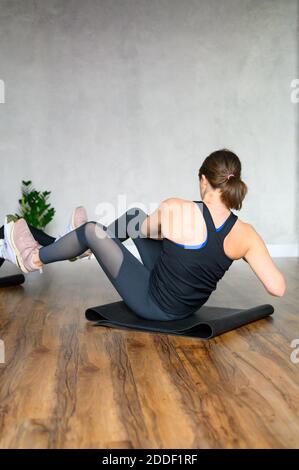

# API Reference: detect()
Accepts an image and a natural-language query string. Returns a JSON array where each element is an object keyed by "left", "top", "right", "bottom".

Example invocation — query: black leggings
[
  {"left": 38, "top": 208, "right": 175, "bottom": 321},
  {"left": 0, "top": 224, "right": 55, "bottom": 268}
]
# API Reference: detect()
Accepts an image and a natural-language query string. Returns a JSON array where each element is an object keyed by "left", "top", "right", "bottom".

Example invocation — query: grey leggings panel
[
  {"left": 39, "top": 208, "right": 174, "bottom": 321},
  {"left": 106, "top": 207, "right": 163, "bottom": 270}
]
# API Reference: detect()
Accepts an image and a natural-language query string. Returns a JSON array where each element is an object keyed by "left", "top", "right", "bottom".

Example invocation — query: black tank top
[{"left": 149, "top": 201, "right": 238, "bottom": 316}]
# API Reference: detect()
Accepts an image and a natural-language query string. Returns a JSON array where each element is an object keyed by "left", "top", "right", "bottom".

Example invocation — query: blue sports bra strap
[{"left": 216, "top": 213, "right": 238, "bottom": 241}]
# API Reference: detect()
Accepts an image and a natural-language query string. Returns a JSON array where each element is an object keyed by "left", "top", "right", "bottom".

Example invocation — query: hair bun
[{"left": 198, "top": 149, "right": 248, "bottom": 210}]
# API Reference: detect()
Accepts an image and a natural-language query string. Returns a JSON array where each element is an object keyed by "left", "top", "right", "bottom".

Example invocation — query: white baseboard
[{"left": 126, "top": 242, "right": 299, "bottom": 258}]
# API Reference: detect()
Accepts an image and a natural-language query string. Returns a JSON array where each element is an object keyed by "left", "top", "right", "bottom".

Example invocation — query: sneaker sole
[
  {"left": 65, "top": 207, "right": 82, "bottom": 234},
  {"left": 70, "top": 208, "right": 76, "bottom": 231},
  {"left": 3, "top": 220, "right": 18, "bottom": 266},
  {"left": 71, "top": 207, "right": 90, "bottom": 260},
  {"left": 10, "top": 223, "right": 29, "bottom": 274}
]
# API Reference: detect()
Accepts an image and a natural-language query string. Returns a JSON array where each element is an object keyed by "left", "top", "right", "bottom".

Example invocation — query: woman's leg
[
  {"left": 39, "top": 221, "right": 171, "bottom": 320},
  {"left": 107, "top": 207, "right": 163, "bottom": 271},
  {"left": 1, "top": 208, "right": 162, "bottom": 270}
]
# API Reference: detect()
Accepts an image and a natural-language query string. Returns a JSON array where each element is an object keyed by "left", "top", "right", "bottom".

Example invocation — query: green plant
[{"left": 15, "top": 180, "right": 55, "bottom": 229}]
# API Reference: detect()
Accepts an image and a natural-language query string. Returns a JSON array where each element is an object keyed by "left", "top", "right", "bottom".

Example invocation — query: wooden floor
[{"left": 0, "top": 257, "right": 298, "bottom": 449}]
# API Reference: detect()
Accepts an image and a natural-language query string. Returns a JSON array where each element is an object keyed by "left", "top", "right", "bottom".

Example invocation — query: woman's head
[{"left": 198, "top": 149, "right": 248, "bottom": 211}]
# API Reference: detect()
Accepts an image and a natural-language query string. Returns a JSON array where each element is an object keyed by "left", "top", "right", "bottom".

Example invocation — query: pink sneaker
[
  {"left": 64, "top": 206, "right": 91, "bottom": 260},
  {"left": 66, "top": 206, "right": 88, "bottom": 233},
  {"left": 8, "top": 219, "right": 42, "bottom": 273}
]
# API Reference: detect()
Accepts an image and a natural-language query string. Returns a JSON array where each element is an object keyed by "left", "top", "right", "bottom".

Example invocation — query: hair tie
[{"left": 227, "top": 173, "right": 235, "bottom": 180}]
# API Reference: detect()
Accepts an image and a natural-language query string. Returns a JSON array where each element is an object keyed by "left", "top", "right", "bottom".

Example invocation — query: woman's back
[
  {"left": 159, "top": 198, "right": 248, "bottom": 257},
  {"left": 148, "top": 199, "right": 240, "bottom": 316},
  {"left": 145, "top": 195, "right": 286, "bottom": 315}
]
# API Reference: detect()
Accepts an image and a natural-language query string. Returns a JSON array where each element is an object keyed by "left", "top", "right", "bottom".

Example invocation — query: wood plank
[{"left": 0, "top": 258, "right": 298, "bottom": 448}]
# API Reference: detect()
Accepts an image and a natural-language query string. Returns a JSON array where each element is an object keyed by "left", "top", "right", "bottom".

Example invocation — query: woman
[{"left": 1, "top": 149, "right": 286, "bottom": 321}]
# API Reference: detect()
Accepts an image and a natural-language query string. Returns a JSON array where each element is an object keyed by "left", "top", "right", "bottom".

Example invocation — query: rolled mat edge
[
  {"left": 85, "top": 302, "right": 274, "bottom": 339},
  {"left": 0, "top": 274, "right": 25, "bottom": 288}
]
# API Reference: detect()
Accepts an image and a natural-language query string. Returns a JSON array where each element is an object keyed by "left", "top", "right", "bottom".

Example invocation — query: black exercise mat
[
  {"left": 0, "top": 274, "right": 25, "bottom": 288},
  {"left": 86, "top": 301, "right": 274, "bottom": 339}
]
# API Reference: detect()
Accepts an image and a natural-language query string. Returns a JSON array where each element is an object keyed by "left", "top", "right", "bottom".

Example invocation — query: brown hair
[{"left": 198, "top": 149, "right": 248, "bottom": 210}]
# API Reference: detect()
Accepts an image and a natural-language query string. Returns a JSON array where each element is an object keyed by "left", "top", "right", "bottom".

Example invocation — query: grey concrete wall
[{"left": 0, "top": 0, "right": 298, "bottom": 247}]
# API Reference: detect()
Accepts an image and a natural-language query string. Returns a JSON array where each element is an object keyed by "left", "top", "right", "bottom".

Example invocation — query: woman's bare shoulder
[
  {"left": 234, "top": 218, "right": 259, "bottom": 236},
  {"left": 234, "top": 217, "right": 251, "bottom": 229},
  {"left": 225, "top": 218, "right": 261, "bottom": 260},
  {"left": 161, "top": 197, "right": 196, "bottom": 208},
  {"left": 231, "top": 218, "right": 264, "bottom": 251}
]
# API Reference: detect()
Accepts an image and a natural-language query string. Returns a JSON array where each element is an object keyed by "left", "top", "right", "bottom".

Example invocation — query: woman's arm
[
  {"left": 140, "top": 198, "right": 182, "bottom": 239},
  {"left": 140, "top": 203, "right": 164, "bottom": 239},
  {"left": 243, "top": 226, "right": 286, "bottom": 297}
]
